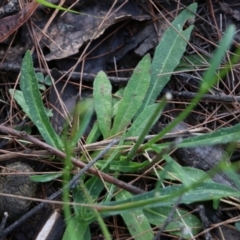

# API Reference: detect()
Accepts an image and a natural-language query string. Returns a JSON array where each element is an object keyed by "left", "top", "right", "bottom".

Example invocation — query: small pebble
[{"left": 0, "top": 162, "right": 37, "bottom": 220}]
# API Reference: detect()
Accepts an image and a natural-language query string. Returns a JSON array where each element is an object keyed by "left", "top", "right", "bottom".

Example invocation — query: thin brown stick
[
  {"left": 169, "top": 90, "right": 240, "bottom": 103},
  {"left": 0, "top": 125, "right": 144, "bottom": 195}
]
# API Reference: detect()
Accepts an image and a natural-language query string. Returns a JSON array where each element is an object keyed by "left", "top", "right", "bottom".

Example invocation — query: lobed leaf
[{"left": 140, "top": 3, "right": 197, "bottom": 110}]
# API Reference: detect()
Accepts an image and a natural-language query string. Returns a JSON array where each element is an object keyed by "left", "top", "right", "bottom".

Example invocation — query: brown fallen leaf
[
  {"left": 0, "top": 1, "right": 38, "bottom": 43},
  {"left": 38, "top": 1, "right": 150, "bottom": 60}
]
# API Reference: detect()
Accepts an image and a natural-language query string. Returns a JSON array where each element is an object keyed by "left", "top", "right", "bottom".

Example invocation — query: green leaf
[
  {"left": 163, "top": 165, "right": 214, "bottom": 184},
  {"left": 93, "top": 71, "right": 113, "bottom": 138},
  {"left": 141, "top": 3, "right": 197, "bottom": 109},
  {"left": 72, "top": 176, "right": 105, "bottom": 220},
  {"left": 30, "top": 173, "right": 62, "bottom": 182},
  {"left": 20, "top": 50, "right": 62, "bottom": 149},
  {"left": 86, "top": 122, "right": 101, "bottom": 144},
  {"left": 9, "top": 89, "right": 31, "bottom": 117},
  {"left": 9, "top": 89, "right": 53, "bottom": 117},
  {"left": 235, "top": 221, "right": 240, "bottom": 231},
  {"left": 44, "top": 75, "right": 52, "bottom": 85},
  {"left": 176, "top": 54, "right": 211, "bottom": 71},
  {"left": 126, "top": 103, "right": 159, "bottom": 137},
  {"left": 111, "top": 54, "right": 151, "bottom": 135},
  {"left": 112, "top": 88, "right": 124, "bottom": 105},
  {"left": 144, "top": 207, "right": 201, "bottom": 238},
  {"left": 70, "top": 98, "right": 94, "bottom": 147},
  {"left": 112, "top": 88, "right": 124, "bottom": 116},
  {"left": 36, "top": 72, "right": 52, "bottom": 86},
  {"left": 37, "top": 83, "right": 46, "bottom": 91},
  {"left": 116, "top": 191, "right": 154, "bottom": 240},
  {"left": 112, "top": 100, "right": 120, "bottom": 117},
  {"left": 35, "top": 72, "right": 44, "bottom": 83},
  {"left": 97, "top": 134, "right": 126, "bottom": 172},
  {"left": 178, "top": 122, "right": 240, "bottom": 148},
  {"left": 143, "top": 25, "right": 237, "bottom": 150},
  {"left": 62, "top": 216, "right": 91, "bottom": 240},
  {"left": 99, "top": 183, "right": 239, "bottom": 215},
  {"left": 96, "top": 159, "right": 148, "bottom": 172},
  {"left": 163, "top": 155, "right": 196, "bottom": 187},
  {"left": 127, "top": 97, "right": 169, "bottom": 161}
]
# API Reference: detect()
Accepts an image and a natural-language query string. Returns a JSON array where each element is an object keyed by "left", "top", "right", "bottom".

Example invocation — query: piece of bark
[
  {"left": 0, "top": 0, "right": 20, "bottom": 18},
  {"left": 0, "top": 162, "right": 37, "bottom": 221},
  {"left": 39, "top": 0, "right": 150, "bottom": 60}
]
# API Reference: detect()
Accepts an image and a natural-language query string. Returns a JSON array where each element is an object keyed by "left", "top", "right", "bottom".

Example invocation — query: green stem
[
  {"left": 127, "top": 94, "right": 169, "bottom": 161},
  {"left": 79, "top": 182, "right": 112, "bottom": 240}
]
